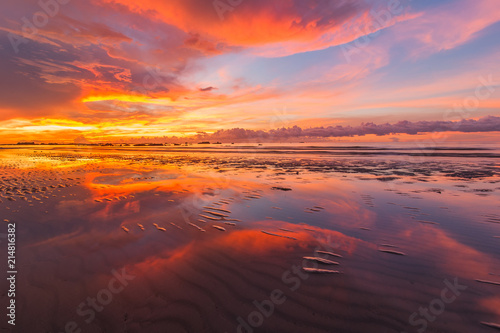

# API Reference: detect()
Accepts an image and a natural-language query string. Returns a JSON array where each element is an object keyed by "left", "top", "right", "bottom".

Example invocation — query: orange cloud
[{"left": 105, "top": 0, "right": 418, "bottom": 57}]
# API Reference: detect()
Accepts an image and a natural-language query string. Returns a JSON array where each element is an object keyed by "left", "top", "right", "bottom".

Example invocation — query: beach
[{"left": 0, "top": 144, "right": 499, "bottom": 333}]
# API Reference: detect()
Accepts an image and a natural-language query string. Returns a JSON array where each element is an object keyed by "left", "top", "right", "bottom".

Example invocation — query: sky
[{"left": 0, "top": 0, "right": 499, "bottom": 143}]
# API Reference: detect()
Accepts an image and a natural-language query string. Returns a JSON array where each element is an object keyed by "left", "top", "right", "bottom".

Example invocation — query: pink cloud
[
  {"left": 195, "top": 116, "right": 500, "bottom": 141},
  {"left": 393, "top": 0, "right": 500, "bottom": 59}
]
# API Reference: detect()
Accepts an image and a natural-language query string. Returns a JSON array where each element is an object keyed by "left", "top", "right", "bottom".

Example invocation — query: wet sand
[{"left": 0, "top": 145, "right": 499, "bottom": 333}]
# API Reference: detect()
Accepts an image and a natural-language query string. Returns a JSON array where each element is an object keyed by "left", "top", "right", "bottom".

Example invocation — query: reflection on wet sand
[{"left": 0, "top": 146, "right": 499, "bottom": 332}]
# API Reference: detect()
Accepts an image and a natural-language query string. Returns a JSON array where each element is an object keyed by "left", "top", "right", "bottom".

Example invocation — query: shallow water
[{"left": 0, "top": 145, "right": 499, "bottom": 333}]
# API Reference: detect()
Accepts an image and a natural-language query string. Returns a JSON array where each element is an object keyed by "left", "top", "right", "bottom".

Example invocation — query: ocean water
[{"left": 0, "top": 144, "right": 499, "bottom": 332}]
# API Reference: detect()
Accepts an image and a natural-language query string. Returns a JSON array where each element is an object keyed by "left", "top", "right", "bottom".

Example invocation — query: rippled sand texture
[{"left": 0, "top": 145, "right": 499, "bottom": 333}]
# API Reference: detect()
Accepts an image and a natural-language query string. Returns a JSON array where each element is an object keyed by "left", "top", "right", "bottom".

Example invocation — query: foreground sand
[{"left": 0, "top": 145, "right": 499, "bottom": 333}]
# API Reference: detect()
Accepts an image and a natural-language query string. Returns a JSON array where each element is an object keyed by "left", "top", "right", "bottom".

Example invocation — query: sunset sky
[{"left": 0, "top": 0, "right": 499, "bottom": 143}]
